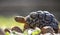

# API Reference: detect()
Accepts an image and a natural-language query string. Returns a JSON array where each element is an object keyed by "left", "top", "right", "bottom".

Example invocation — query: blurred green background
[{"left": 0, "top": 16, "right": 24, "bottom": 30}]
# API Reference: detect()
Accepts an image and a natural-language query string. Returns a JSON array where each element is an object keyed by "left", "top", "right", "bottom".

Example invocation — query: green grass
[{"left": 0, "top": 16, "right": 24, "bottom": 30}]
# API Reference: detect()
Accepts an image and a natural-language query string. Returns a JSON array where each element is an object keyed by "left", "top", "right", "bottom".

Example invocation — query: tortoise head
[{"left": 14, "top": 16, "right": 26, "bottom": 23}]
